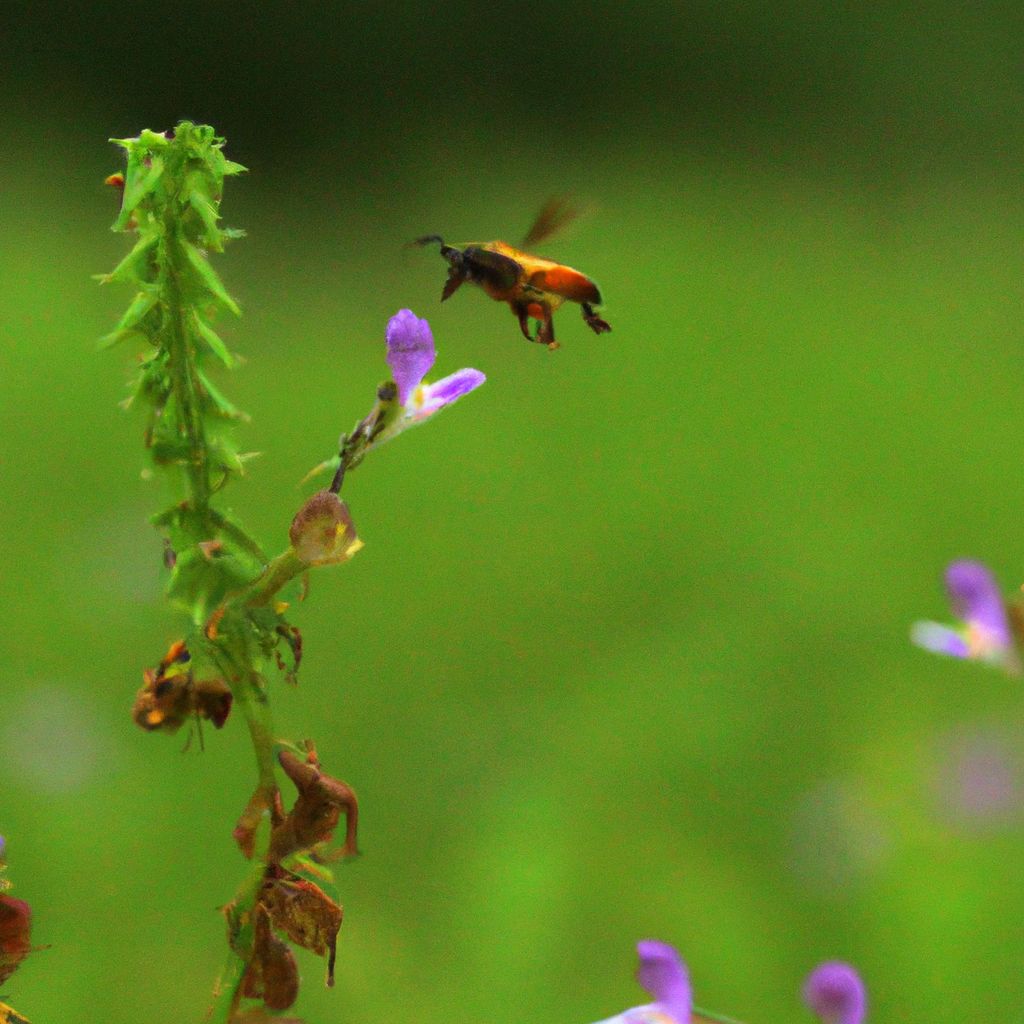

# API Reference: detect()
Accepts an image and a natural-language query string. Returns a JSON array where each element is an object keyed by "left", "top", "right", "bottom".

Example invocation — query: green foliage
[
  {"left": 99, "top": 122, "right": 366, "bottom": 1023},
  {"left": 100, "top": 122, "right": 257, "bottom": 623}
]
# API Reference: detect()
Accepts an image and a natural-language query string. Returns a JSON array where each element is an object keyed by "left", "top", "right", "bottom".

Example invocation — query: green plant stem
[
  {"left": 204, "top": 650, "right": 279, "bottom": 1022},
  {"left": 239, "top": 673, "right": 278, "bottom": 797},
  {"left": 164, "top": 230, "right": 213, "bottom": 517},
  {"left": 205, "top": 808, "right": 275, "bottom": 1024},
  {"left": 162, "top": 222, "right": 289, "bottom": 1021},
  {"left": 238, "top": 548, "right": 307, "bottom": 608},
  {"left": 693, "top": 1006, "right": 748, "bottom": 1024}
]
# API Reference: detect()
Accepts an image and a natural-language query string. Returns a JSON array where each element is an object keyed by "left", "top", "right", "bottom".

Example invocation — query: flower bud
[
  {"left": 289, "top": 490, "right": 363, "bottom": 567},
  {"left": 803, "top": 962, "right": 866, "bottom": 1024}
]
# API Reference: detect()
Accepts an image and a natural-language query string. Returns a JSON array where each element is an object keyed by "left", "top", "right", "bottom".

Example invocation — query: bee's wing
[
  {"left": 464, "top": 247, "right": 523, "bottom": 290},
  {"left": 520, "top": 196, "right": 582, "bottom": 249}
]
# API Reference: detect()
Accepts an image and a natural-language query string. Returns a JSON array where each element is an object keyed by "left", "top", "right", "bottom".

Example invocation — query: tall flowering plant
[{"left": 96, "top": 123, "right": 483, "bottom": 1022}]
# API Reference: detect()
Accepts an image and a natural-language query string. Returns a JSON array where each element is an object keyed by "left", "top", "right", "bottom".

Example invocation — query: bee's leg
[
  {"left": 524, "top": 301, "right": 559, "bottom": 350},
  {"left": 536, "top": 313, "right": 559, "bottom": 351},
  {"left": 441, "top": 267, "right": 465, "bottom": 302},
  {"left": 581, "top": 302, "right": 611, "bottom": 334},
  {"left": 515, "top": 304, "right": 533, "bottom": 341}
]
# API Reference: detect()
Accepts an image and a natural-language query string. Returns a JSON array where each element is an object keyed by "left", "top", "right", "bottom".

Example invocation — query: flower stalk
[
  {"left": 101, "top": 122, "right": 360, "bottom": 1021},
  {"left": 102, "top": 124, "right": 484, "bottom": 1022}
]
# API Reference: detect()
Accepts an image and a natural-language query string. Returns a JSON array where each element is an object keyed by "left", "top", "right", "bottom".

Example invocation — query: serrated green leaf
[
  {"left": 300, "top": 453, "right": 342, "bottom": 486},
  {"left": 183, "top": 242, "right": 240, "bottom": 315},
  {"left": 98, "top": 288, "right": 160, "bottom": 349},
  {"left": 117, "top": 288, "right": 160, "bottom": 328},
  {"left": 97, "top": 233, "right": 159, "bottom": 285},
  {"left": 198, "top": 368, "right": 247, "bottom": 420},
  {"left": 208, "top": 436, "right": 245, "bottom": 475},
  {"left": 115, "top": 155, "right": 165, "bottom": 231},
  {"left": 188, "top": 189, "right": 223, "bottom": 252},
  {"left": 223, "top": 160, "right": 248, "bottom": 175},
  {"left": 192, "top": 312, "right": 235, "bottom": 367},
  {"left": 150, "top": 505, "right": 182, "bottom": 528},
  {"left": 98, "top": 327, "right": 148, "bottom": 351}
]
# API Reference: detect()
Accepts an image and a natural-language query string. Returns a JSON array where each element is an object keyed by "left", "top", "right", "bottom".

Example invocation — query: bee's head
[{"left": 410, "top": 235, "right": 467, "bottom": 299}]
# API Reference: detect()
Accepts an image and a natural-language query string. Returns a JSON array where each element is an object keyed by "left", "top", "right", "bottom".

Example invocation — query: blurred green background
[{"left": 4, "top": 3, "right": 1024, "bottom": 1021}]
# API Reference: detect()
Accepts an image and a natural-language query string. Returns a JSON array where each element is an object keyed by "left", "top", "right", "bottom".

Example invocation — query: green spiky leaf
[{"left": 183, "top": 241, "right": 240, "bottom": 315}]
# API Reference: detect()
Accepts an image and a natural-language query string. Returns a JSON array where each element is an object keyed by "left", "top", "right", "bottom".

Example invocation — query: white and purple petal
[
  {"left": 418, "top": 367, "right": 487, "bottom": 415},
  {"left": 586, "top": 943, "right": 692, "bottom": 1024},
  {"left": 636, "top": 941, "right": 691, "bottom": 1023},
  {"left": 386, "top": 309, "right": 436, "bottom": 406},
  {"left": 945, "top": 560, "right": 1012, "bottom": 648},
  {"left": 910, "top": 621, "right": 971, "bottom": 659},
  {"left": 803, "top": 961, "right": 866, "bottom": 1024},
  {"left": 591, "top": 1011, "right": 677, "bottom": 1024}
]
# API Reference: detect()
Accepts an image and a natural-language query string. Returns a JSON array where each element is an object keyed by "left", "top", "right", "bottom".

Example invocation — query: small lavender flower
[
  {"left": 936, "top": 728, "right": 1023, "bottom": 830},
  {"left": 592, "top": 941, "right": 692, "bottom": 1024},
  {"left": 803, "top": 962, "right": 866, "bottom": 1024},
  {"left": 910, "top": 560, "right": 1020, "bottom": 673},
  {"left": 378, "top": 308, "right": 484, "bottom": 442}
]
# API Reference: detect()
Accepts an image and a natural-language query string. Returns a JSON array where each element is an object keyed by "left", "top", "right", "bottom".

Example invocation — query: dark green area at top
[{"left": 8, "top": 1, "right": 1024, "bottom": 178}]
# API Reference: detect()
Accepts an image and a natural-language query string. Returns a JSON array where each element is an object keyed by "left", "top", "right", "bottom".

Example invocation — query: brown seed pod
[{"left": 262, "top": 875, "right": 343, "bottom": 986}]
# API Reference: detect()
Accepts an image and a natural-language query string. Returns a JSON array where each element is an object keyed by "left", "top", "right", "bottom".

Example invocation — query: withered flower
[
  {"left": 241, "top": 904, "right": 299, "bottom": 1012},
  {"left": 270, "top": 750, "right": 359, "bottom": 862},
  {"left": 132, "top": 640, "right": 232, "bottom": 733},
  {"left": 0, "top": 895, "right": 32, "bottom": 986},
  {"left": 232, "top": 787, "right": 284, "bottom": 860},
  {"left": 261, "top": 874, "right": 343, "bottom": 986},
  {"left": 289, "top": 491, "right": 362, "bottom": 567}
]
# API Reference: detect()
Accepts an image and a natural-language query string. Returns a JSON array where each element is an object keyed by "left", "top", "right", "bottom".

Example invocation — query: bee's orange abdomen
[{"left": 527, "top": 264, "right": 601, "bottom": 305}]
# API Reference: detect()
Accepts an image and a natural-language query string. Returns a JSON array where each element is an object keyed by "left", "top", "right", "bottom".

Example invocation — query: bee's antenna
[{"left": 408, "top": 234, "right": 445, "bottom": 248}]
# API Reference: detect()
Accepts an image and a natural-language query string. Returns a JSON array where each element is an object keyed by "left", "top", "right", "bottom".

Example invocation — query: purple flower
[
  {"left": 910, "top": 560, "right": 1019, "bottom": 673},
  {"left": 382, "top": 309, "right": 485, "bottom": 435},
  {"left": 386, "top": 309, "right": 436, "bottom": 406},
  {"left": 591, "top": 941, "right": 692, "bottom": 1024},
  {"left": 803, "top": 962, "right": 866, "bottom": 1024}
]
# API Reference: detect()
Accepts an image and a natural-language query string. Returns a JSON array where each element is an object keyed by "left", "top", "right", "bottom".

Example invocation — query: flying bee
[{"left": 412, "top": 198, "right": 611, "bottom": 350}]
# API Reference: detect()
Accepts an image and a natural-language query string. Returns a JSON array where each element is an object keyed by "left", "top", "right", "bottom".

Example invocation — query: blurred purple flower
[
  {"left": 383, "top": 309, "right": 485, "bottom": 432},
  {"left": 910, "top": 560, "right": 1019, "bottom": 673},
  {"left": 592, "top": 941, "right": 692, "bottom": 1024},
  {"left": 936, "top": 727, "right": 1023, "bottom": 831},
  {"left": 803, "top": 962, "right": 866, "bottom": 1024}
]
